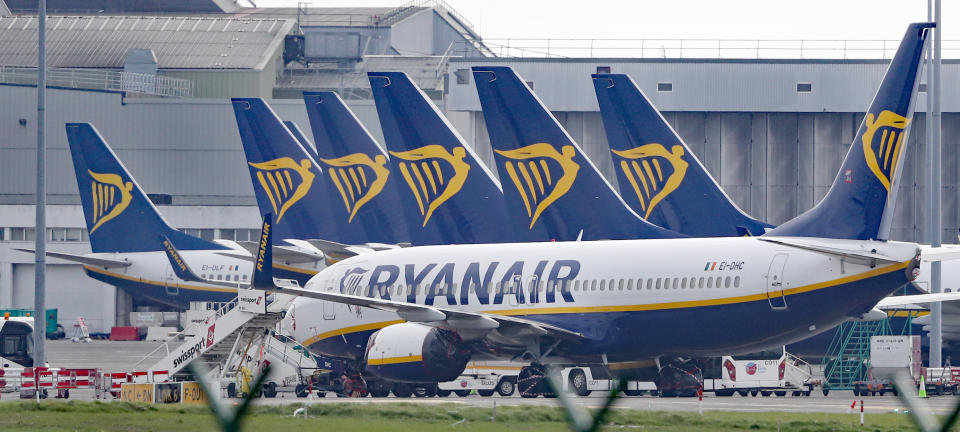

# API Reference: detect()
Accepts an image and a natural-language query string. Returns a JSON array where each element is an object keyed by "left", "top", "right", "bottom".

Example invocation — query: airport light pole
[
  {"left": 928, "top": 0, "right": 943, "bottom": 369},
  {"left": 34, "top": 0, "right": 47, "bottom": 367}
]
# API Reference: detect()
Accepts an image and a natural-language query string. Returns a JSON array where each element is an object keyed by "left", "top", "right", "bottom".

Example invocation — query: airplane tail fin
[
  {"left": 592, "top": 73, "right": 773, "bottom": 237},
  {"left": 252, "top": 214, "right": 274, "bottom": 290},
  {"left": 367, "top": 71, "right": 517, "bottom": 244},
  {"left": 65, "top": 123, "right": 225, "bottom": 253},
  {"left": 301, "top": 91, "right": 410, "bottom": 244},
  {"left": 231, "top": 98, "right": 361, "bottom": 244},
  {"left": 471, "top": 66, "right": 679, "bottom": 240},
  {"left": 767, "top": 23, "right": 933, "bottom": 240},
  {"left": 283, "top": 120, "right": 320, "bottom": 161}
]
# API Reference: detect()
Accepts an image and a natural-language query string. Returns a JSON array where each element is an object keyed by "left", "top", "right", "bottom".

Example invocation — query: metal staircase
[
  {"left": 133, "top": 293, "right": 295, "bottom": 381},
  {"left": 822, "top": 320, "right": 892, "bottom": 389}
]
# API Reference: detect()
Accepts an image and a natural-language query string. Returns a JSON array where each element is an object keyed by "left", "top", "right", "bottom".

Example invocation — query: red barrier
[{"left": 109, "top": 326, "right": 139, "bottom": 341}]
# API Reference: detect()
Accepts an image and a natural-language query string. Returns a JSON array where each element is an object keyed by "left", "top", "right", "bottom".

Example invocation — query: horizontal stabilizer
[
  {"left": 877, "top": 292, "right": 960, "bottom": 309},
  {"left": 758, "top": 237, "right": 908, "bottom": 265},
  {"left": 15, "top": 248, "right": 130, "bottom": 268},
  {"left": 918, "top": 245, "right": 960, "bottom": 262},
  {"left": 159, "top": 235, "right": 248, "bottom": 289},
  {"left": 229, "top": 240, "right": 325, "bottom": 264}
]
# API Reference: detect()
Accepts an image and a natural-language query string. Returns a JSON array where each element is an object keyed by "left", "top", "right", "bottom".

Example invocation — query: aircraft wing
[
  {"left": 14, "top": 248, "right": 131, "bottom": 268},
  {"left": 227, "top": 240, "right": 325, "bottom": 264},
  {"left": 876, "top": 292, "right": 960, "bottom": 309},
  {"left": 758, "top": 237, "right": 907, "bottom": 265},
  {"left": 249, "top": 214, "right": 581, "bottom": 344},
  {"left": 272, "top": 283, "right": 583, "bottom": 341}
]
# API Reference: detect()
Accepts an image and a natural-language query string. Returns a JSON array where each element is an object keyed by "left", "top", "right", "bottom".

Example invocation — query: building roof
[
  {"left": 3, "top": 0, "right": 242, "bottom": 14},
  {"left": 0, "top": 15, "right": 294, "bottom": 69}
]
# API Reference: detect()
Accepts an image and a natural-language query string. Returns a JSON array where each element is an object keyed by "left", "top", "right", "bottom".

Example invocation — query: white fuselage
[{"left": 285, "top": 236, "right": 919, "bottom": 363}]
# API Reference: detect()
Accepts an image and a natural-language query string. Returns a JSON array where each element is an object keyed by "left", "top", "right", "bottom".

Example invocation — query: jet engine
[{"left": 364, "top": 323, "right": 471, "bottom": 383}]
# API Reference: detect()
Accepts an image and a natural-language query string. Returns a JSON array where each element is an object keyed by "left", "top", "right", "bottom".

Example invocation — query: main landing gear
[{"left": 518, "top": 364, "right": 557, "bottom": 398}]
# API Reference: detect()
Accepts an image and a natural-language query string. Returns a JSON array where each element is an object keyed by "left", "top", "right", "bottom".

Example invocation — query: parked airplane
[
  {"left": 267, "top": 23, "right": 950, "bottom": 397},
  {"left": 592, "top": 73, "right": 773, "bottom": 237},
  {"left": 27, "top": 124, "right": 254, "bottom": 307},
  {"left": 471, "top": 66, "right": 679, "bottom": 241}
]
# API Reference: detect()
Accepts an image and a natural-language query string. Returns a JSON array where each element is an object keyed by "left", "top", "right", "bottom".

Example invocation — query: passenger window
[
  {"left": 201, "top": 274, "right": 206, "bottom": 279},
  {"left": 591, "top": 280, "right": 598, "bottom": 291},
  {"left": 715, "top": 277, "right": 723, "bottom": 288},
  {"left": 617, "top": 279, "right": 623, "bottom": 291},
  {"left": 626, "top": 279, "right": 633, "bottom": 290},
  {"left": 698, "top": 277, "right": 704, "bottom": 288},
  {"left": 656, "top": 278, "right": 662, "bottom": 290},
  {"left": 646, "top": 279, "right": 652, "bottom": 290},
  {"left": 234, "top": 275, "right": 239, "bottom": 282},
  {"left": 242, "top": 274, "right": 248, "bottom": 280},
  {"left": 573, "top": 280, "right": 580, "bottom": 291},
  {"left": 217, "top": 274, "right": 223, "bottom": 280},
  {"left": 599, "top": 280, "right": 605, "bottom": 291},
  {"left": 707, "top": 277, "right": 713, "bottom": 288},
  {"left": 681, "top": 278, "right": 687, "bottom": 289},
  {"left": 671, "top": 278, "right": 678, "bottom": 289},
  {"left": 725, "top": 276, "right": 731, "bottom": 288},
  {"left": 734, "top": 276, "right": 740, "bottom": 288}
]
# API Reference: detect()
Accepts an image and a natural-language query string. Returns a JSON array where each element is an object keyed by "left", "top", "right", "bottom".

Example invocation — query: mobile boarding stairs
[{"left": 132, "top": 286, "right": 305, "bottom": 392}]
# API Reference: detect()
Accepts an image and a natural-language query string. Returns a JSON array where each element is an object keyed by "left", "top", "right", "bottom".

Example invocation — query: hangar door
[{"left": 12, "top": 264, "right": 114, "bottom": 333}]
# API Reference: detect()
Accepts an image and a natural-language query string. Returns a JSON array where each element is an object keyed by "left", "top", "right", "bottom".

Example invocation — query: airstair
[
  {"left": 133, "top": 292, "right": 296, "bottom": 382},
  {"left": 822, "top": 320, "right": 891, "bottom": 390}
]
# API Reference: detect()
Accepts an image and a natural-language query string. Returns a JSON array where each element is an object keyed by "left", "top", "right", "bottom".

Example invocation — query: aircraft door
[
  {"left": 322, "top": 301, "right": 336, "bottom": 320},
  {"left": 163, "top": 263, "right": 179, "bottom": 296},
  {"left": 766, "top": 253, "right": 789, "bottom": 310}
]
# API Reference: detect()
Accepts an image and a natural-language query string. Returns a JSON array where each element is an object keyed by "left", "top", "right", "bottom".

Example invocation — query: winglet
[
  {"left": 253, "top": 213, "right": 275, "bottom": 290},
  {"left": 160, "top": 234, "right": 204, "bottom": 282}
]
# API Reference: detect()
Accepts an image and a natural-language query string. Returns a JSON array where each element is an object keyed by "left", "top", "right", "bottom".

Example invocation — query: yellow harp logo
[
  {"left": 247, "top": 158, "right": 315, "bottom": 222},
  {"left": 610, "top": 143, "right": 689, "bottom": 218},
  {"left": 389, "top": 145, "right": 471, "bottom": 227},
  {"left": 318, "top": 153, "right": 391, "bottom": 223},
  {"left": 495, "top": 143, "right": 580, "bottom": 229},
  {"left": 87, "top": 170, "right": 134, "bottom": 234},
  {"left": 861, "top": 110, "right": 910, "bottom": 192}
]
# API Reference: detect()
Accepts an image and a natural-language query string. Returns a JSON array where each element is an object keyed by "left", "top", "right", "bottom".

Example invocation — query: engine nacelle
[{"left": 364, "top": 323, "right": 471, "bottom": 383}]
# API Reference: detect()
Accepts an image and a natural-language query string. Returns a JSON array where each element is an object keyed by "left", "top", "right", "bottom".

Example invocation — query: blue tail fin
[
  {"left": 65, "top": 123, "right": 225, "bottom": 253},
  {"left": 252, "top": 214, "right": 274, "bottom": 289},
  {"left": 471, "top": 66, "right": 680, "bottom": 241},
  {"left": 767, "top": 23, "right": 933, "bottom": 240},
  {"left": 592, "top": 73, "right": 773, "bottom": 237},
  {"left": 367, "top": 71, "right": 520, "bottom": 244},
  {"left": 302, "top": 91, "right": 410, "bottom": 245},
  {"left": 283, "top": 120, "right": 320, "bottom": 161},
  {"left": 232, "top": 98, "right": 365, "bottom": 244}
]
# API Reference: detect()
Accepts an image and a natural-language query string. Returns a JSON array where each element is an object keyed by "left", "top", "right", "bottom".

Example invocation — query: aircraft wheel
[
  {"left": 760, "top": 390, "right": 772, "bottom": 397},
  {"left": 478, "top": 389, "right": 495, "bottom": 397},
  {"left": 455, "top": 390, "right": 471, "bottom": 397},
  {"left": 519, "top": 365, "right": 549, "bottom": 398},
  {"left": 737, "top": 390, "right": 749, "bottom": 397},
  {"left": 436, "top": 389, "right": 452, "bottom": 397},
  {"left": 749, "top": 389, "right": 759, "bottom": 397},
  {"left": 774, "top": 391, "right": 786, "bottom": 397}
]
